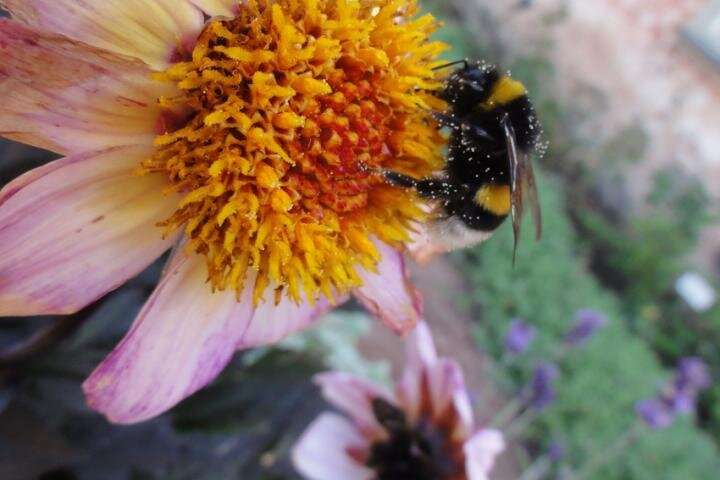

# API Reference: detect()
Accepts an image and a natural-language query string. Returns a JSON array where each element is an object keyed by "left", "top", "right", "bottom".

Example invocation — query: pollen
[{"left": 141, "top": 0, "right": 448, "bottom": 304}]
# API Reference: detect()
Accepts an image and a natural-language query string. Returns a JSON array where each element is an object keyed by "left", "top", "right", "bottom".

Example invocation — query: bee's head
[{"left": 441, "top": 62, "right": 499, "bottom": 112}]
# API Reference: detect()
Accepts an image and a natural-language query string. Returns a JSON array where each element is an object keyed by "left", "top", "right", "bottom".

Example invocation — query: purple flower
[
  {"left": 675, "top": 357, "right": 711, "bottom": 393},
  {"left": 504, "top": 319, "right": 537, "bottom": 355},
  {"left": 563, "top": 309, "right": 607, "bottom": 346},
  {"left": 636, "top": 398, "right": 675, "bottom": 429},
  {"left": 528, "top": 362, "right": 559, "bottom": 411},
  {"left": 668, "top": 390, "right": 696, "bottom": 414},
  {"left": 635, "top": 357, "right": 712, "bottom": 431},
  {"left": 548, "top": 441, "right": 565, "bottom": 462}
]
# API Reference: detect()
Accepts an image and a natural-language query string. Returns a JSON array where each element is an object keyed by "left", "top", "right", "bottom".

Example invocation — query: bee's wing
[
  {"left": 524, "top": 149, "right": 542, "bottom": 242},
  {"left": 503, "top": 117, "right": 542, "bottom": 262}
]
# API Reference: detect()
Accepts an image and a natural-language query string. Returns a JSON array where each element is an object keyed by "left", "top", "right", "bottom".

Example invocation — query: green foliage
[
  {"left": 423, "top": 0, "right": 720, "bottom": 473},
  {"left": 260, "top": 310, "right": 391, "bottom": 385},
  {"left": 578, "top": 166, "right": 713, "bottom": 311},
  {"left": 576, "top": 164, "right": 720, "bottom": 440},
  {"left": 458, "top": 172, "right": 720, "bottom": 479}
]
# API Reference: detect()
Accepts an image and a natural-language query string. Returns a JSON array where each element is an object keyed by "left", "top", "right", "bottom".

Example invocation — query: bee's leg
[
  {"left": 383, "top": 171, "right": 460, "bottom": 201},
  {"left": 414, "top": 179, "right": 462, "bottom": 200},
  {"left": 383, "top": 171, "right": 419, "bottom": 188}
]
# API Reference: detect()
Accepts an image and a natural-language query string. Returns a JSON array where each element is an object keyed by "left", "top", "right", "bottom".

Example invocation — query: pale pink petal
[
  {"left": 292, "top": 413, "right": 373, "bottom": 480},
  {"left": 315, "top": 372, "right": 393, "bottom": 439},
  {"left": 190, "top": 0, "right": 239, "bottom": 17},
  {"left": 0, "top": 145, "right": 178, "bottom": 316},
  {"left": 425, "top": 359, "right": 474, "bottom": 440},
  {"left": 397, "top": 323, "right": 473, "bottom": 437},
  {"left": 405, "top": 320, "right": 439, "bottom": 367},
  {"left": 236, "top": 291, "right": 342, "bottom": 349},
  {"left": 0, "top": 20, "right": 175, "bottom": 155},
  {"left": 83, "top": 252, "right": 256, "bottom": 424},
  {"left": 1, "top": 0, "right": 205, "bottom": 69},
  {"left": 354, "top": 241, "right": 422, "bottom": 335},
  {"left": 465, "top": 429, "right": 505, "bottom": 480},
  {"left": 397, "top": 321, "right": 437, "bottom": 421}
]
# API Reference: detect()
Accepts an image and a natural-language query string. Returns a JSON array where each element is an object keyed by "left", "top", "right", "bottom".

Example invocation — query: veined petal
[
  {"left": 0, "top": 20, "right": 175, "bottom": 155},
  {"left": 83, "top": 252, "right": 255, "bottom": 424},
  {"left": 354, "top": 241, "right": 422, "bottom": 335},
  {"left": 315, "top": 372, "right": 393, "bottom": 439},
  {"left": 0, "top": 146, "right": 177, "bottom": 316},
  {"left": 190, "top": 0, "right": 239, "bottom": 17},
  {"left": 236, "top": 290, "right": 340, "bottom": 349},
  {"left": 1, "top": 0, "right": 205, "bottom": 70},
  {"left": 465, "top": 429, "right": 505, "bottom": 480},
  {"left": 292, "top": 413, "right": 373, "bottom": 480}
]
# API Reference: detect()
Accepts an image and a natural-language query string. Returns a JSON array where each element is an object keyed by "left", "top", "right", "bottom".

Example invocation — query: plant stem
[
  {"left": 568, "top": 422, "right": 643, "bottom": 480},
  {"left": 519, "top": 456, "right": 551, "bottom": 480},
  {"left": 505, "top": 407, "right": 539, "bottom": 440},
  {"left": 489, "top": 397, "right": 525, "bottom": 428}
]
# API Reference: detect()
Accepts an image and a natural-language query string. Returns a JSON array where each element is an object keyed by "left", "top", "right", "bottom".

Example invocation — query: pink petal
[
  {"left": 425, "top": 358, "right": 474, "bottom": 440},
  {"left": 405, "top": 320, "right": 439, "bottom": 367},
  {"left": 397, "top": 322, "right": 473, "bottom": 438},
  {"left": 465, "top": 429, "right": 505, "bottom": 480},
  {"left": 353, "top": 241, "right": 422, "bottom": 335},
  {"left": 83, "top": 253, "right": 336, "bottom": 423},
  {"left": 83, "top": 252, "right": 255, "bottom": 424},
  {"left": 190, "top": 0, "right": 239, "bottom": 16},
  {"left": 0, "top": 20, "right": 176, "bottom": 155},
  {"left": 397, "top": 321, "right": 438, "bottom": 421},
  {"left": 236, "top": 292, "right": 340, "bottom": 349},
  {"left": 292, "top": 413, "right": 373, "bottom": 480},
  {"left": 1, "top": 0, "right": 205, "bottom": 69},
  {"left": 0, "top": 146, "right": 178, "bottom": 316},
  {"left": 315, "top": 372, "right": 393, "bottom": 439}
]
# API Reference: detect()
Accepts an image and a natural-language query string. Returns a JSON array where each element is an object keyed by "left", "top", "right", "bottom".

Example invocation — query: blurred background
[{"left": 2, "top": 0, "right": 720, "bottom": 478}]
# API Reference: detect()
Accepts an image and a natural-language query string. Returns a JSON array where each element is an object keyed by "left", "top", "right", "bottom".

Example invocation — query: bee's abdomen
[
  {"left": 457, "top": 204, "right": 508, "bottom": 231},
  {"left": 443, "top": 189, "right": 509, "bottom": 232}
]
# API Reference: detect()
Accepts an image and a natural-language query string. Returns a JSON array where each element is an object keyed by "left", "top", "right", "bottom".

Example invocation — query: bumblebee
[{"left": 386, "top": 60, "right": 542, "bottom": 259}]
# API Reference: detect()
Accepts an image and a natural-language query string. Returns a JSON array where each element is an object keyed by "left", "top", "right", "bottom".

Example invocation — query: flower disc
[{"left": 143, "top": 0, "right": 447, "bottom": 303}]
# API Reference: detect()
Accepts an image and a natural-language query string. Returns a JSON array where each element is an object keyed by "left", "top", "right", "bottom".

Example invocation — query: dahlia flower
[
  {"left": 0, "top": 0, "right": 448, "bottom": 423},
  {"left": 292, "top": 322, "right": 505, "bottom": 480}
]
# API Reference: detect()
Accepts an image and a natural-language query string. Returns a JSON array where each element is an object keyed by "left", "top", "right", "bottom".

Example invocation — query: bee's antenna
[{"left": 432, "top": 59, "right": 468, "bottom": 71}]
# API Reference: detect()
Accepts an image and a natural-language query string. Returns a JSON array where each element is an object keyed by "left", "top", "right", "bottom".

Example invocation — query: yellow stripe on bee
[
  {"left": 482, "top": 76, "right": 527, "bottom": 109},
  {"left": 474, "top": 184, "right": 511, "bottom": 216}
]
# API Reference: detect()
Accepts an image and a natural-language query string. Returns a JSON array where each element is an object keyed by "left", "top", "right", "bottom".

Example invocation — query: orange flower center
[{"left": 142, "top": 0, "right": 447, "bottom": 303}]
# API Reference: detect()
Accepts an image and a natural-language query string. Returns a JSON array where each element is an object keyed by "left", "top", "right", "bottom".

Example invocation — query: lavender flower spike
[
  {"left": 548, "top": 441, "right": 566, "bottom": 462},
  {"left": 504, "top": 319, "right": 537, "bottom": 355},
  {"left": 563, "top": 309, "right": 608, "bottom": 346},
  {"left": 675, "top": 357, "right": 712, "bottom": 393},
  {"left": 635, "top": 398, "right": 675, "bottom": 429},
  {"left": 528, "top": 363, "right": 559, "bottom": 411}
]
